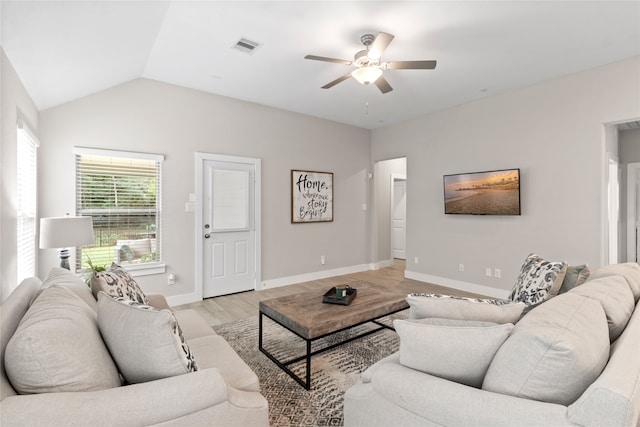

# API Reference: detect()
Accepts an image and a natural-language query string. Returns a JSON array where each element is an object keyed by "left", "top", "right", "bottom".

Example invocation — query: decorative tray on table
[{"left": 322, "top": 286, "right": 357, "bottom": 306}]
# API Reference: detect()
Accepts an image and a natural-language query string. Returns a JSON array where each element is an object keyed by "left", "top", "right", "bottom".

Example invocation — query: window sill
[{"left": 119, "top": 262, "right": 166, "bottom": 277}]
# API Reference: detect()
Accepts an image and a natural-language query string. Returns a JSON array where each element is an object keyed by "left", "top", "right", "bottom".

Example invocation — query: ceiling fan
[{"left": 304, "top": 32, "right": 437, "bottom": 94}]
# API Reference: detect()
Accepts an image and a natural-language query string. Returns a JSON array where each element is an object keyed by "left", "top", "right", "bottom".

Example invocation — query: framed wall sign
[{"left": 291, "top": 170, "right": 333, "bottom": 223}]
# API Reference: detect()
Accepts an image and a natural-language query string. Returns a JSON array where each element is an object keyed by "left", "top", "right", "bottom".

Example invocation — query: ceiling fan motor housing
[{"left": 354, "top": 49, "right": 379, "bottom": 67}]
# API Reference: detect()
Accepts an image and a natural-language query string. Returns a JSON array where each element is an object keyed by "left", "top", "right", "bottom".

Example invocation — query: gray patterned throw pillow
[
  {"left": 509, "top": 253, "right": 567, "bottom": 307},
  {"left": 91, "top": 263, "right": 149, "bottom": 304}
]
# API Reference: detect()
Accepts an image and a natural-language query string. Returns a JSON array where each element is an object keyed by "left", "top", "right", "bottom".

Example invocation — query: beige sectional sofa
[
  {"left": 345, "top": 263, "right": 640, "bottom": 427},
  {"left": 1, "top": 269, "right": 268, "bottom": 426}
]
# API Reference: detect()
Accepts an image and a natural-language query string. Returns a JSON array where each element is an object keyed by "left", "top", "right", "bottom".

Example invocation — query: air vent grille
[
  {"left": 233, "top": 38, "right": 261, "bottom": 54},
  {"left": 618, "top": 121, "right": 640, "bottom": 130}
]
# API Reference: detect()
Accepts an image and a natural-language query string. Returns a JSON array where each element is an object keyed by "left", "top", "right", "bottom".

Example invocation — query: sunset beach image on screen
[{"left": 443, "top": 169, "right": 520, "bottom": 215}]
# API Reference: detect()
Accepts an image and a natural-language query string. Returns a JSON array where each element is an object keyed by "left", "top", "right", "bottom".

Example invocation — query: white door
[
  {"left": 392, "top": 178, "right": 407, "bottom": 260},
  {"left": 202, "top": 159, "right": 256, "bottom": 297}
]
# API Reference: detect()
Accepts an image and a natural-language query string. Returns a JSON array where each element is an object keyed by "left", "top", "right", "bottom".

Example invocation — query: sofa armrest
[
  {"left": 346, "top": 362, "right": 573, "bottom": 427},
  {"left": 1, "top": 368, "right": 260, "bottom": 427},
  {"left": 146, "top": 293, "right": 171, "bottom": 310}
]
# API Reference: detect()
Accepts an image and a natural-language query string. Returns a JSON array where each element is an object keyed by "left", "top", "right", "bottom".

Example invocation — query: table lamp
[{"left": 39, "top": 216, "right": 95, "bottom": 269}]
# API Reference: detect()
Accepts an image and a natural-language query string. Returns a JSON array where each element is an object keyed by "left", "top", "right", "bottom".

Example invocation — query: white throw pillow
[
  {"left": 97, "top": 292, "right": 198, "bottom": 384},
  {"left": 394, "top": 318, "right": 514, "bottom": 388},
  {"left": 5, "top": 285, "right": 121, "bottom": 394},
  {"left": 509, "top": 253, "right": 567, "bottom": 307},
  {"left": 482, "top": 292, "right": 609, "bottom": 405},
  {"left": 407, "top": 293, "right": 525, "bottom": 324}
]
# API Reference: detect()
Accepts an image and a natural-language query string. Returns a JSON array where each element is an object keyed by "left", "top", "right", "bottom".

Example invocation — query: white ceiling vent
[
  {"left": 618, "top": 121, "right": 640, "bottom": 131},
  {"left": 233, "top": 38, "right": 262, "bottom": 54}
]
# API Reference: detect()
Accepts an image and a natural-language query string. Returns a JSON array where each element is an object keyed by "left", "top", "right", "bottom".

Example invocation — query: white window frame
[
  {"left": 16, "top": 119, "right": 39, "bottom": 283},
  {"left": 74, "top": 147, "right": 165, "bottom": 276}
]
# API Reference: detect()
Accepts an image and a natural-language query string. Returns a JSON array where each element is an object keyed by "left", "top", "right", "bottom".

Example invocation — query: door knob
[{"left": 204, "top": 233, "right": 211, "bottom": 239}]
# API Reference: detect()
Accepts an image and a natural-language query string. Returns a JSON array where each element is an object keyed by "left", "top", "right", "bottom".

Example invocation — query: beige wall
[
  {"left": 37, "top": 78, "right": 371, "bottom": 302},
  {"left": 0, "top": 48, "right": 39, "bottom": 301},
  {"left": 371, "top": 57, "right": 640, "bottom": 297}
]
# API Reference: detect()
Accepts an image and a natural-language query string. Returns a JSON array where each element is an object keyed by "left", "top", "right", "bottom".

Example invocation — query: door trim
[{"left": 195, "top": 153, "right": 262, "bottom": 301}]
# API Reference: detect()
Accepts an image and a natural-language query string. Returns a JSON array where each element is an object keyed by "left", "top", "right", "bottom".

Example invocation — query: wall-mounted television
[{"left": 443, "top": 168, "right": 521, "bottom": 215}]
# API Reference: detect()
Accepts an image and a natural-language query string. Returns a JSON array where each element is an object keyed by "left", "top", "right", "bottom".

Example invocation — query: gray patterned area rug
[{"left": 213, "top": 312, "right": 408, "bottom": 427}]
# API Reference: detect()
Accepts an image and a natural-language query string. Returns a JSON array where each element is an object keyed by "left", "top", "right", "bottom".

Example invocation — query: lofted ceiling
[{"left": 1, "top": 1, "right": 639, "bottom": 130}]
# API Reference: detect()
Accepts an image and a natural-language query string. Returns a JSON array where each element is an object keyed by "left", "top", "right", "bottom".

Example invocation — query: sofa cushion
[
  {"left": 91, "top": 263, "right": 148, "bottom": 304},
  {"left": 482, "top": 292, "right": 609, "bottom": 405},
  {"left": 509, "top": 253, "right": 567, "bottom": 307},
  {"left": 394, "top": 318, "right": 513, "bottom": 388},
  {"left": 188, "top": 334, "right": 261, "bottom": 392},
  {"left": 31, "top": 267, "right": 97, "bottom": 312},
  {"left": 97, "top": 293, "right": 198, "bottom": 384},
  {"left": 407, "top": 293, "right": 525, "bottom": 324},
  {"left": 558, "top": 264, "right": 590, "bottom": 294},
  {"left": 589, "top": 263, "right": 640, "bottom": 302},
  {"left": 5, "top": 285, "right": 121, "bottom": 394},
  {"left": 568, "top": 275, "right": 634, "bottom": 341},
  {"left": 173, "top": 309, "right": 218, "bottom": 341}
]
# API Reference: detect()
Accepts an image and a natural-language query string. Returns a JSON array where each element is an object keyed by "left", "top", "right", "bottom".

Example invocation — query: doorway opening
[
  {"left": 605, "top": 119, "right": 640, "bottom": 264},
  {"left": 374, "top": 157, "right": 407, "bottom": 268}
]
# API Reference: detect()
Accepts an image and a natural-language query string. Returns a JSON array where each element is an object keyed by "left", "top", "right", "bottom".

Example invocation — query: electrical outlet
[
  {"left": 321, "top": 255, "right": 326, "bottom": 265},
  {"left": 168, "top": 273, "right": 176, "bottom": 285},
  {"left": 485, "top": 267, "right": 492, "bottom": 277},
  {"left": 494, "top": 268, "right": 501, "bottom": 278},
  {"left": 414, "top": 257, "right": 419, "bottom": 264},
  {"left": 458, "top": 264, "right": 464, "bottom": 272}
]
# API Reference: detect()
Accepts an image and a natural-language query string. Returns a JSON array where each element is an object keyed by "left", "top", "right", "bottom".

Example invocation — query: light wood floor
[{"left": 173, "top": 260, "right": 487, "bottom": 327}]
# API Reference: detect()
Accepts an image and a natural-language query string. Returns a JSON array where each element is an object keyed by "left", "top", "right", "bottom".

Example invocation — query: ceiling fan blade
[
  {"left": 374, "top": 76, "right": 393, "bottom": 94},
  {"left": 386, "top": 60, "right": 437, "bottom": 70},
  {"left": 367, "top": 32, "right": 394, "bottom": 59},
  {"left": 305, "top": 55, "right": 352, "bottom": 65},
  {"left": 321, "top": 73, "right": 353, "bottom": 89}
]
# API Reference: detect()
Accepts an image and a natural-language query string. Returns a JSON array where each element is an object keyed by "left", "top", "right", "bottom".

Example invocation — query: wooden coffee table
[{"left": 258, "top": 280, "right": 417, "bottom": 390}]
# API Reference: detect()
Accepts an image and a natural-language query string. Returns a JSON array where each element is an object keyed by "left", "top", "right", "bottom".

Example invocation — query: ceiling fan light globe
[{"left": 352, "top": 67, "right": 383, "bottom": 85}]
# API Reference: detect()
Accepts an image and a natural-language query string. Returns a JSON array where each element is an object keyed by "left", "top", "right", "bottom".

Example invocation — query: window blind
[
  {"left": 74, "top": 148, "right": 163, "bottom": 272},
  {"left": 16, "top": 121, "right": 39, "bottom": 283}
]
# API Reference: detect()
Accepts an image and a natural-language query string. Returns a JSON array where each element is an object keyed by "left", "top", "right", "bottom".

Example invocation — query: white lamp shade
[
  {"left": 352, "top": 67, "right": 383, "bottom": 85},
  {"left": 39, "top": 216, "right": 95, "bottom": 249}
]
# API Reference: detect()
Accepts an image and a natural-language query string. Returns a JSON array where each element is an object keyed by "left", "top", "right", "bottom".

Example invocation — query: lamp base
[{"left": 59, "top": 248, "right": 70, "bottom": 270}]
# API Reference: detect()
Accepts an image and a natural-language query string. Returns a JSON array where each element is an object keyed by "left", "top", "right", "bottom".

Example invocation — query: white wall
[
  {"left": 38, "top": 78, "right": 371, "bottom": 302},
  {"left": 371, "top": 57, "right": 640, "bottom": 297},
  {"left": 0, "top": 48, "right": 39, "bottom": 301}
]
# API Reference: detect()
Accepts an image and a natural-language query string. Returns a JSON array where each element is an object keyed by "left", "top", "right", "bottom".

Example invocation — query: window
[
  {"left": 16, "top": 120, "right": 39, "bottom": 283},
  {"left": 74, "top": 148, "right": 164, "bottom": 275}
]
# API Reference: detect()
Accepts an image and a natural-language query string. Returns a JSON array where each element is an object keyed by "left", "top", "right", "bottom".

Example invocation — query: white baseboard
[
  {"left": 368, "top": 259, "right": 393, "bottom": 270},
  {"left": 166, "top": 291, "right": 201, "bottom": 307},
  {"left": 404, "top": 270, "right": 510, "bottom": 300},
  {"left": 260, "top": 264, "right": 371, "bottom": 290}
]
